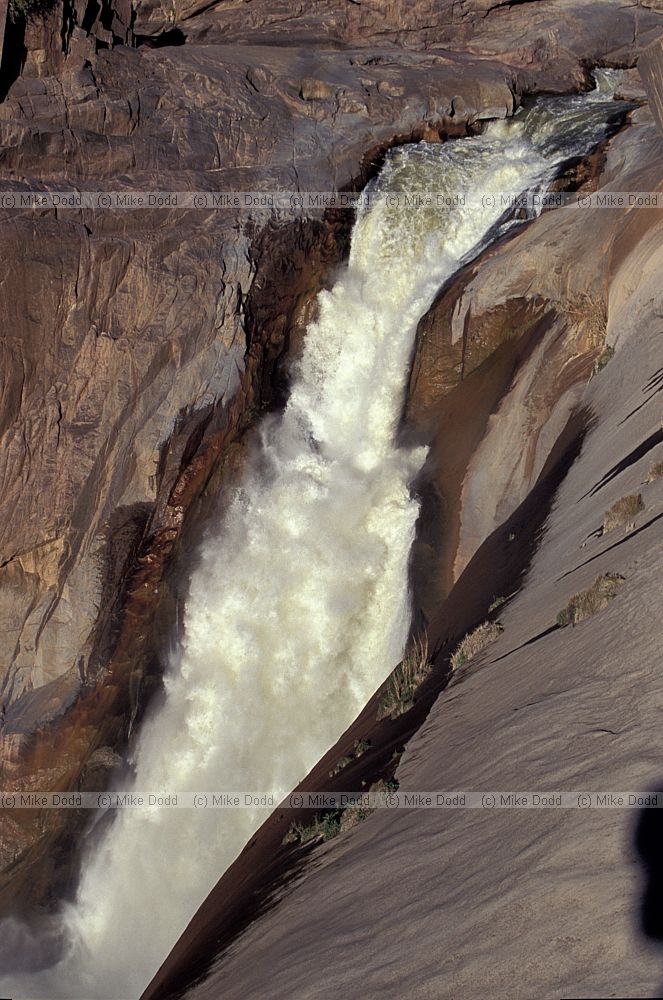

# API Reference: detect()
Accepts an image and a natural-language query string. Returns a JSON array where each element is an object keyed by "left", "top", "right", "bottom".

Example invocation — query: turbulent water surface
[{"left": 1, "top": 75, "right": 628, "bottom": 999}]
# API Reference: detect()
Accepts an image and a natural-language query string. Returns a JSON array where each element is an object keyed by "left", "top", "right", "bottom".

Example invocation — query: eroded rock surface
[
  {"left": 0, "top": 0, "right": 661, "bottom": 941},
  {"left": 142, "top": 100, "right": 663, "bottom": 1000},
  {"left": 408, "top": 101, "right": 663, "bottom": 609}
]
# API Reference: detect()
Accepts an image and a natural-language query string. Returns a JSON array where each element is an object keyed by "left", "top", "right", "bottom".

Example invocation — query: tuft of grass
[
  {"left": 602, "top": 493, "right": 644, "bottom": 533},
  {"left": 488, "top": 595, "right": 506, "bottom": 613},
  {"left": 329, "top": 755, "right": 353, "bottom": 777},
  {"left": 556, "top": 572, "right": 625, "bottom": 627},
  {"left": 450, "top": 621, "right": 504, "bottom": 671},
  {"left": 283, "top": 811, "right": 341, "bottom": 845},
  {"left": 562, "top": 292, "right": 608, "bottom": 349},
  {"left": 339, "top": 804, "right": 371, "bottom": 834},
  {"left": 561, "top": 292, "right": 615, "bottom": 378},
  {"left": 337, "top": 778, "right": 391, "bottom": 833},
  {"left": 284, "top": 778, "right": 395, "bottom": 846},
  {"left": 592, "top": 344, "right": 614, "bottom": 377},
  {"left": 329, "top": 738, "right": 371, "bottom": 777},
  {"left": 646, "top": 461, "right": 663, "bottom": 483},
  {"left": 377, "top": 635, "right": 432, "bottom": 721},
  {"left": 321, "top": 812, "right": 341, "bottom": 840}
]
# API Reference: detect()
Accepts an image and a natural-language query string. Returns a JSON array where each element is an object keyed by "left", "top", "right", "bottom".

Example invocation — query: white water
[{"left": 1, "top": 80, "right": 625, "bottom": 1000}]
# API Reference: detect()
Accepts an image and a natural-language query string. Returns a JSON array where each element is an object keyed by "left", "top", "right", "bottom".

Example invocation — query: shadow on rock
[{"left": 634, "top": 790, "right": 663, "bottom": 997}]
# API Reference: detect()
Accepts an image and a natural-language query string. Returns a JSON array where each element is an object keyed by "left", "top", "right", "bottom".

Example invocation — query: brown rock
[
  {"left": 140, "top": 104, "right": 663, "bottom": 1000},
  {"left": 639, "top": 34, "right": 663, "bottom": 134},
  {"left": 0, "top": 0, "right": 662, "bottom": 935}
]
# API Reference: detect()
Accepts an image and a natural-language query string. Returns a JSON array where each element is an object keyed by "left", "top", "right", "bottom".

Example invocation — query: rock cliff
[
  {"left": 0, "top": 0, "right": 662, "bottom": 993},
  {"left": 143, "top": 47, "right": 663, "bottom": 1000},
  {"left": 0, "top": 0, "right": 531, "bottom": 908}
]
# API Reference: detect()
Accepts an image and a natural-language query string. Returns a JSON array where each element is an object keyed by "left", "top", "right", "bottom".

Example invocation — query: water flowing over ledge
[{"left": 0, "top": 73, "right": 630, "bottom": 1000}]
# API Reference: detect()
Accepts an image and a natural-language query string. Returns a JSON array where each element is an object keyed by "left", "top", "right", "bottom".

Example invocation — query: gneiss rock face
[
  {"left": 0, "top": 4, "right": 492, "bottom": 910},
  {"left": 141, "top": 101, "right": 663, "bottom": 1000},
  {"left": 639, "top": 32, "right": 663, "bottom": 133},
  {"left": 0, "top": 14, "right": 521, "bottom": 721},
  {"left": 0, "top": 0, "right": 661, "bottom": 917}
]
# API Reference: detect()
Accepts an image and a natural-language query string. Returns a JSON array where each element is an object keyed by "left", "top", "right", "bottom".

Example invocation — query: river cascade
[{"left": 0, "top": 71, "right": 628, "bottom": 999}]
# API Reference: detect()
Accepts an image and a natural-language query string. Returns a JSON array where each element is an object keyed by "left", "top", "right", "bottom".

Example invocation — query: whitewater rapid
[{"left": 1, "top": 77, "right": 627, "bottom": 999}]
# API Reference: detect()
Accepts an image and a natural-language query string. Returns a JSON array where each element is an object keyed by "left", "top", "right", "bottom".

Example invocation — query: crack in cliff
[
  {"left": 482, "top": 0, "right": 541, "bottom": 16},
  {"left": 0, "top": 13, "right": 26, "bottom": 101},
  {"left": 134, "top": 28, "right": 186, "bottom": 48},
  {"left": 578, "top": 426, "right": 663, "bottom": 499},
  {"left": 557, "top": 508, "right": 663, "bottom": 582}
]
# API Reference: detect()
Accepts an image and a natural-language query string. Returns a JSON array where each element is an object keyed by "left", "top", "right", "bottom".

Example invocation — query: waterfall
[{"left": 0, "top": 79, "right": 626, "bottom": 1000}]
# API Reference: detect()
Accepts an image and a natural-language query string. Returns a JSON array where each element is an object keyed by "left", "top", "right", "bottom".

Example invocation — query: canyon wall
[
  {"left": 0, "top": 4, "right": 524, "bottom": 908},
  {"left": 0, "top": 0, "right": 662, "bottom": 954},
  {"left": 143, "top": 83, "right": 663, "bottom": 1000}
]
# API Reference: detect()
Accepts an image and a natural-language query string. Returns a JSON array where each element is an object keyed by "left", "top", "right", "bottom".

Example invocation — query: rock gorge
[
  {"left": 0, "top": 0, "right": 663, "bottom": 997},
  {"left": 143, "top": 73, "right": 663, "bottom": 998}
]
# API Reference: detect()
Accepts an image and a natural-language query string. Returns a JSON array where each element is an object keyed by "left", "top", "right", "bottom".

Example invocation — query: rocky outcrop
[
  {"left": 0, "top": 13, "right": 514, "bottom": 904},
  {"left": 142, "top": 100, "right": 663, "bottom": 1000},
  {"left": 639, "top": 33, "right": 663, "bottom": 133},
  {"left": 0, "top": 0, "right": 662, "bottom": 942},
  {"left": 0, "top": 16, "right": 527, "bottom": 730}
]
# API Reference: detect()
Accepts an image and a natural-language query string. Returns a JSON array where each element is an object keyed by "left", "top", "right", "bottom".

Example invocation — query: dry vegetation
[
  {"left": 450, "top": 621, "right": 504, "bottom": 671},
  {"left": 283, "top": 812, "right": 341, "bottom": 845},
  {"left": 556, "top": 572, "right": 625, "bottom": 627},
  {"left": 283, "top": 779, "right": 395, "bottom": 845},
  {"left": 329, "top": 738, "right": 371, "bottom": 777},
  {"left": 646, "top": 461, "right": 663, "bottom": 483},
  {"left": 602, "top": 492, "right": 644, "bottom": 533},
  {"left": 377, "top": 635, "right": 432, "bottom": 720},
  {"left": 561, "top": 292, "right": 614, "bottom": 377},
  {"left": 592, "top": 345, "right": 615, "bottom": 376},
  {"left": 562, "top": 292, "right": 608, "bottom": 347}
]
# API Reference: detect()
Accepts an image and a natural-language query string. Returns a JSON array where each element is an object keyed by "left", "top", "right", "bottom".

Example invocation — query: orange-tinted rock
[
  {"left": 140, "top": 103, "right": 663, "bottom": 1000},
  {"left": 0, "top": 0, "right": 662, "bottom": 923}
]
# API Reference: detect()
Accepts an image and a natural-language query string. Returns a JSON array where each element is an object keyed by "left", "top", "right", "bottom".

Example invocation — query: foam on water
[{"left": 0, "top": 77, "right": 627, "bottom": 1000}]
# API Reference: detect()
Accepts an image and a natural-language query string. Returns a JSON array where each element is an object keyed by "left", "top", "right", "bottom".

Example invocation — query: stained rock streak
[{"left": 0, "top": 78, "right": 633, "bottom": 1000}]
